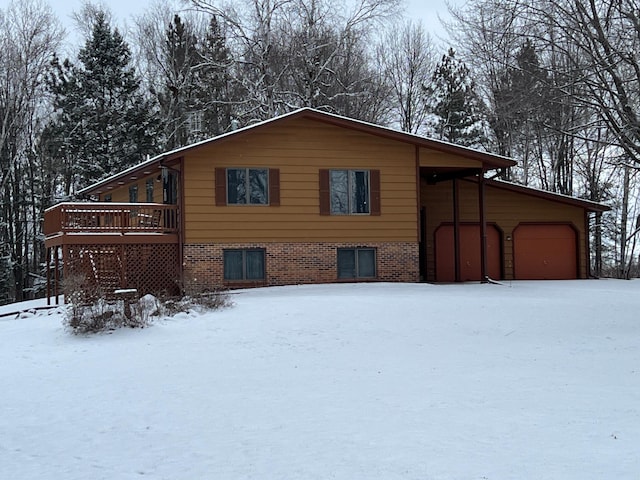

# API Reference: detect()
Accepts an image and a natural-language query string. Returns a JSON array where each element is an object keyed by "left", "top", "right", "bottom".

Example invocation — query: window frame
[
  {"left": 146, "top": 179, "right": 154, "bottom": 203},
  {"left": 329, "top": 169, "right": 371, "bottom": 215},
  {"left": 337, "top": 247, "right": 377, "bottom": 279},
  {"left": 226, "top": 168, "right": 270, "bottom": 206},
  {"left": 223, "top": 248, "right": 266, "bottom": 282},
  {"left": 129, "top": 184, "right": 138, "bottom": 203}
]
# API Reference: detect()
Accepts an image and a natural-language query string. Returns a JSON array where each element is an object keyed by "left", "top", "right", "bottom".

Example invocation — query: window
[
  {"left": 330, "top": 170, "right": 369, "bottom": 214},
  {"left": 216, "top": 168, "right": 279, "bottom": 207},
  {"left": 129, "top": 184, "right": 138, "bottom": 203},
  {"left": 226, "top": 168, "right": 269, "bottom": 205},
  {"left": 146, "top": 179, "right": 154, "bottom": 203},
  {"left": 337, "top": 248, "right": 376, "bottom": 279},
  {"left": 103, "top": 194, "right": 112, "bottom": 202},
  {"left": 319, "top": 169, "right": 380, "bottom": 216},
  {"left": 223, "top": 249, "right": 266, "bottom": 281}
]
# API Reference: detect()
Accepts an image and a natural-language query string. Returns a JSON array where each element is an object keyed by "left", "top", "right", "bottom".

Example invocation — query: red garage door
[
  {"left": 435, "top": 224, "right": 502, "bottom": 282},
  {"left": 513, "top": 224, "right": 577, "bottom": 279}
]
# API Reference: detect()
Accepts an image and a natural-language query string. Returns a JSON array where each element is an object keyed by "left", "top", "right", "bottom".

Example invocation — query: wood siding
[
  {"left": 419, "top": 148, "right": 483, "bottom": 168},
  {"left": 421, "top": 178, "right": 588, "bottom": 281},
  {"left": 182, "top": 118, "right": 418, "bottom": 243},
  {"left": 100, "top": 171, "right": 167, "bottom": 204}
]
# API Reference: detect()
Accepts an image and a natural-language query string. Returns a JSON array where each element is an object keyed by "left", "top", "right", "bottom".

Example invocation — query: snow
[{"left": 1, "top": 280, "right": 638, "bottom": 479}]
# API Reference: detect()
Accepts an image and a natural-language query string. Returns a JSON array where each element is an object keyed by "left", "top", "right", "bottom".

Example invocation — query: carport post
[
  {"left": 479, "top": 169, "right": 488, "bottom": 283},
  {"left": 453, "top": 178, "right": 461, "bottom": 282}
]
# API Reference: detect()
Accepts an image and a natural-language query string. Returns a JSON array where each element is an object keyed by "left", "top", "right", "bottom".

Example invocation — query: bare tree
[
  {"left": 0, "top": 0, "right": 63, "bottom": 302},
  {"left": 447, "top": 0, "right": 640, "bottom": 276},
  {"left": 184, "top": 0, "right": 400, "bottom": 122},
  {"left": 377, "top": 20, "right": 436, "bottom": 133}
]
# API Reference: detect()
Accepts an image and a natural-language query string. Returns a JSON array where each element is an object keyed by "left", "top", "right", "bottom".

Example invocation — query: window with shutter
[
  {"left": 321, "top": 169, "right": 380, "bottom": 215},
  {"left": 215, "top": 168, "right": 280, "bottom": 206}
]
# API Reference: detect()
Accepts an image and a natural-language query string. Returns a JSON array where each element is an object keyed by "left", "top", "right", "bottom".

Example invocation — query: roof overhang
[
  {"left": 484, "top": 178, "right": 610, "bottom": 212},
  {"left": 77, "top": 107, "right": 517, "bottom": 197}
]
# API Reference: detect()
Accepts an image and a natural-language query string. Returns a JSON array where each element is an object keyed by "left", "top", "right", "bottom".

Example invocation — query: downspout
[
  {"left": 479, "top": 168, "right": 488, "bottom": 283},
  {"left": 453, "top": 178, "right": 460, "bottom": 282}
]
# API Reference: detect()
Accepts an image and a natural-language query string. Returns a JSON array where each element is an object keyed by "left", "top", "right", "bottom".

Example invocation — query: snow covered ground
[{"left": 1, "top": 280, "right": 638, "bottom": 479}]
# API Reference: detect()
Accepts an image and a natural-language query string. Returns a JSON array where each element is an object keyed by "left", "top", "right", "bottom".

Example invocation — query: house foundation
[{"left": 183, "top": 241, "right": 420, "bottom": 290}]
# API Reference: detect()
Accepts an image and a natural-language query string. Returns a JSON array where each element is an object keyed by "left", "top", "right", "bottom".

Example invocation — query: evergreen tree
[
  {"left": 158, "top": 14, "right": 200, "bottom": 149},
  {"left": 47, "top": 12, "right": 158, "bottom": 190},
  {"left": 424, "top": 48, "right": 489, "bottom": 148},
  {"left": 193, "top": 15, "right": 234, "bottom": 137},
  {"left": 491, "top": 39, "right": 548, "bottom": 180}
]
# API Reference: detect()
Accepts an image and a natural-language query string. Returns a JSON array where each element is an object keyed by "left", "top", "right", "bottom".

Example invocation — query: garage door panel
[
  {"left": 435, "top": 224, "right": 501, "bottom": 282},
  {"left": 513, "top": 224, "right": 577, "bottom": 279}
]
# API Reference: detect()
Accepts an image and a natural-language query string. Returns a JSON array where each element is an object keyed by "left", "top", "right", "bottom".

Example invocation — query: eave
[{"left": 77, "top": 107, "right": 517, "bottom": 197}]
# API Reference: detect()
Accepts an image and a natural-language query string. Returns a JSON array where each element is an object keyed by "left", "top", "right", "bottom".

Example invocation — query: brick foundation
[{"left": 183, "top": 241, "right": 419, "bottom": 290}]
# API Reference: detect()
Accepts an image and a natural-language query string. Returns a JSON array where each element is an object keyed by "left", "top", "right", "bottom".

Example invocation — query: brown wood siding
[
  {"left": 182, "top": 118, "right": 418, "bottom": 243},
  {"left": 419, "top": 148, "right": 483, "bottom": 168},
  {"left": 99, "top": 172, "right": 166, "bottom": 204},
  {"left": 422, "top": 178, "right": 588, "bottom": 281}
]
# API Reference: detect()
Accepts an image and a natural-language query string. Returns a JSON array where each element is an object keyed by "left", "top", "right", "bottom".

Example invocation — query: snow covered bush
[
  {"left": 62, "top": 275, "right": 155, "bottom": 334},
  {"left": 156, "top": 290, "right": 233, "bottom": 317},
  {"left": 63, "top": 275, "right": 232, "bottom": 334}
]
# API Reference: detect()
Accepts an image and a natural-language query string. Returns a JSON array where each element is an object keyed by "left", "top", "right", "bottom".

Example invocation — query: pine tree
[
  {"left": 47, "top": 12, "right": 158, "bottom": 190},
  {"left": 491, "top": 39, "right": 548, "bottom": 179},
  {"left": 157, "top": 14, "right": 200, "bottom": 149},
  {"left": 424, "top": 48, "right": 489, "bottom": 148},
  {"left": 193, "top": 15, "right": 234, "bottom": 136}
]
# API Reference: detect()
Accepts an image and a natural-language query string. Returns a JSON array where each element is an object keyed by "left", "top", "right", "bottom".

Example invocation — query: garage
[
  {"left": 513, "top": 223, "right": 578, "bottom": 279},
  {"left": 435, "top": 224, "right": 502, "bottom": 282}
]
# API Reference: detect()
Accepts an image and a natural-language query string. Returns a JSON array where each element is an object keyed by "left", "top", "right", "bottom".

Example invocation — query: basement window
[
  {"left": 223, "top": 249, "right": 266, "bottom": 281},
  {"left": 337, "top": 248, "right": 376, "bottom": 279}
]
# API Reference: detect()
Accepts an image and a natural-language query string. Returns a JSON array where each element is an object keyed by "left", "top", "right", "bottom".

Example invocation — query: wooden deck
[
  {"left": 44, "top": 203, "right": 182, "bottom": 301},
  {"left": 44, "top": 202, "right": 180, "bottom": 247}
]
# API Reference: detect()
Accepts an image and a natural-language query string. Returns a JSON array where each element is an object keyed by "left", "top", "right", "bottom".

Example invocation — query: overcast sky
[{"left": 1, "top": 0, "right": 458, "bottom": 49}]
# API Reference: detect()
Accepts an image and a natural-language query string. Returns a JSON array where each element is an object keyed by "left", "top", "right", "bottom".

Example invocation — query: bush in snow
[
  {"left": 156, "top": 289, "right": 233, "bottom": 317},
  {"left": 63, "top": 274, "right": 232, "bottom": 334},
  {"left": 62, "top": 275, "right": 156, "bottom": 334}
]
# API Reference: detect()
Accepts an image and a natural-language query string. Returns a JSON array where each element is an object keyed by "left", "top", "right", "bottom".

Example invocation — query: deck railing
[{"left": 44, "top": 202, "right": 179, "bottom": 237}]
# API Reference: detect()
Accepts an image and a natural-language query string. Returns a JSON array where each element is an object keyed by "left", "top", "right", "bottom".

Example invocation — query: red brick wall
[{"left": 183, "top": 242, "right": 419, "bottom": 290}]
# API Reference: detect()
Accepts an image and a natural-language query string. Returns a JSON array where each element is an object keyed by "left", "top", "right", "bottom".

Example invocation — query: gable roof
[{"left": 77, "top": 107, "right": 516, "bottom": 196}]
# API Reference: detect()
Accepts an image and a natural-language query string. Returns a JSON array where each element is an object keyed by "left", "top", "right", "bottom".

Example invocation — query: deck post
[
  {"left": 55, "top": 246, "right": 61, "bottom": 305},
  {"left": 46, "top": 247, "right": 51, "bottom": 306}
]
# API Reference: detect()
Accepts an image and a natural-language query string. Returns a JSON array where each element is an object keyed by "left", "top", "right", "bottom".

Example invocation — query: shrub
[{"left": 63, "top": 280, "right": 232, "bottom": 335}]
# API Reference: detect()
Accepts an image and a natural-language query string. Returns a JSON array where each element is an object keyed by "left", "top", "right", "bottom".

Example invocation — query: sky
[{"left": 0, "top": 0, "right": 459, "bottom": 47}]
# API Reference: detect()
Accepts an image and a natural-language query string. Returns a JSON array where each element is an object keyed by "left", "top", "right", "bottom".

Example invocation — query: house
[{"left": 43, "top": 108, "right": 609, "bottom": 301}]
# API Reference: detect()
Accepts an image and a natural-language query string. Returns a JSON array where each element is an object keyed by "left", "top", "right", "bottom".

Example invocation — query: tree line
[{"left": 0, "top": 0, "right": 638, "bottom": 304}]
